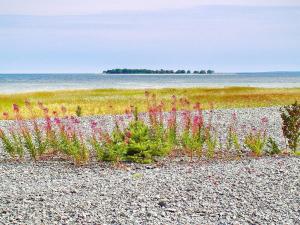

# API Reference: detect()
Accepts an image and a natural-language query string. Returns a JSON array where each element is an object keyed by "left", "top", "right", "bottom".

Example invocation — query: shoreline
[
  {"left": 1, "top": 72, "right": 300, "bottom": 94},
  {"left": 1, "top": 87, "right": 300, "bottom": 119},
  {"left": 1, "top": 85, "right": 300, "bottom": 95}
]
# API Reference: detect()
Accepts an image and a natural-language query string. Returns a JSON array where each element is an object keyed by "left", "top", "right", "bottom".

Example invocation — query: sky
[{"left": 0, "top": 0, "right": 300, "bottom": 73}]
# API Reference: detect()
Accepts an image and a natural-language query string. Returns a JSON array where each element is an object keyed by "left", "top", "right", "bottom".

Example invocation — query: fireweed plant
[
  {"left": 226, "top": 113, "right": 242, "bottom": 156},
  {"left": 181, "top": 100, "right": 203, "bottom": 160},
  {"left": 243, "top": 117, "right": 269, "bottom": 156},
  {"left": 0, "top": 101, "right": 89, "bottom": 165},
  {"left": 0, "top": 94, "right": 297, "bottom": 166}
]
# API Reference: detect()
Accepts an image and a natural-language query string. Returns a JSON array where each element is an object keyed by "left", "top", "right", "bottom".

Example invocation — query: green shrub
[
  {"left": 123, "top": 119, "right": 169, "bottom": 163},
  {"left": 244, "top": 131, "right": 267, "bottom": 156},
  {"left": 91, "top": 108, "right": 172, "bottom": 164},
  {"left": 182, "top": 129, "right": 206, "bottom": 159},
  {"left": 22, "top": 128, "right": 38, "bottom": 160},
  {"left": 266, "top": 137, "right": 281, "bottom": 155},
  {"left": 54, "top": 128, "right": 89, "bottom": 165},
  {"left": 22, "top": 122, "right": 48, "bottom": 160},
  {"left": 280, "top": 101, "right": 300, "bottom": 152},
  {"left": 68, "top": 135, "right": 89, "bottom": 165},
  {"left": 0, "top": 129, "right": 24, "bottom": 159}
]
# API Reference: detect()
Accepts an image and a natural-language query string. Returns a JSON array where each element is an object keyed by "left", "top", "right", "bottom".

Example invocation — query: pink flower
[
  {"left": 91, "top": 121, "right": 98, "bottom": 129},
  {"left": 54, "top": 118, "right": 61, "bottom": 125},
  {"left": 2, "top": 112, "right": 9, "bottom": 120},
  {"left": 13, "top": 104, "right": 19, "bottom": 113},
  {"left": 192, "top": 115, "right": 203, "bottom": 134},
  {"left": 182, "top": 110, "right": 191, "bottom": 131},
  {"left": 74, "top": 118, "right": 80, "bottom": 124},
  {"left": 232, "top": 112, "right": 237, "bottom": 121},
  {"left": 193, "top": 102, "right": 200, "bottom": 110},
  {"left": 126, "top": 131, "right": 132, "bottom": 138},
  {"left": 167, "top": 118, "right": 174, "bottom": 128},
  {"left": 261, "top": 117, "right": 269, "bottom": 124},
  {"left": 66, "top": 126, "right": 74, "bottom": 138},
  {"left": 45, "top": 117, "right": 52, "bottom": 132}
]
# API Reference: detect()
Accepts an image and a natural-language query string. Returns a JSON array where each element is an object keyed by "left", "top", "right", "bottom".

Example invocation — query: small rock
[
  {"left": 158, "top": 201, "right": 167, "bottom": 208},
  {"left": 166, "top": 208, "right": 177, "bottom": 213}
]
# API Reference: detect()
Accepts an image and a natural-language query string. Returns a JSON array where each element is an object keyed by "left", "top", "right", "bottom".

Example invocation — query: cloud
[
  {"left": 0, "top": 3, "right": 299, "bottom": 73},
  {"left": 1, "top": 0, "right": 300, "bottom": 15}
]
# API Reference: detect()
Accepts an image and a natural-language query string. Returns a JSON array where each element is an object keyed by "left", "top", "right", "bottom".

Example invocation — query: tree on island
[
  {"left": 175, "top": 70, "right": 186, "bottom": 74},
  {"left": 103, "top": 68, "right": 215, "bottom": 74}
]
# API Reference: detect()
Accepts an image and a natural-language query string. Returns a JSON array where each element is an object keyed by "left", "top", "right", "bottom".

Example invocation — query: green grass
[{"left": 0, "top": 87, "right": 300, "bottom": 119}]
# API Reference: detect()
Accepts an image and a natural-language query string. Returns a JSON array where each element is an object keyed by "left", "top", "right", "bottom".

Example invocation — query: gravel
[
  {"left": 0, "top": 157, "right": 299, "bottom": 224},
  {"left": 0, "top": 107, "right": 299, "bottom": 224}
]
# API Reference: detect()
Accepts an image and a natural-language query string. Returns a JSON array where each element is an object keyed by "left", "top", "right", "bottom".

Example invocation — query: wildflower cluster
[
  {"left": 0, "top": 102, "right": 88, "bottom": 165},
  {"left": 0, "top": 94, "right": 295, "bottom": 166}
]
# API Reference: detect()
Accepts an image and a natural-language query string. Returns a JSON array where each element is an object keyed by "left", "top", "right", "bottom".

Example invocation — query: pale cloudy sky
[
  {"left": 0, "top": 0, "right": 299, "bottom": 72},
  {"left": 1, "top": 0, "right": 300, "bottom": 15}
]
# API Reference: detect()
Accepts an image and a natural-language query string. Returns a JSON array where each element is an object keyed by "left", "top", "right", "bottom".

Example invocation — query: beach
[
  {"left": 0, "top": 85, "right": 299, "bottom": 225},
  {"left": 0, "top": 106, "right": 299, "bottom": 224},
  {"left": 0, "top": 156, "right": 299, "bottom": 224}
]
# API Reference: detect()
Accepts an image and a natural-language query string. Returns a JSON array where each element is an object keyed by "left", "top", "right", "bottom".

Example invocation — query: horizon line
[{"left": 1, "top": 70, "right": 300, "bottom": 75}]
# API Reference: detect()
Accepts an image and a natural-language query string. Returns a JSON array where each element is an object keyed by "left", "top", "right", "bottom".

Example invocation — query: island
[{"left": 103, "top": 69, "right": 215, "bottom": 74}]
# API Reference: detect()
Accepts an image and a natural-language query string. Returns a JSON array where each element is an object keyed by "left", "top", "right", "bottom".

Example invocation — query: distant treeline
[{"left": 103, "top": 69, "right": 215, "bottom": 74}]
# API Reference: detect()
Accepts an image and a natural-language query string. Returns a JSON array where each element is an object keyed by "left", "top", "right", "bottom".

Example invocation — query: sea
[{"left": 0, "top": 72, "right": 300, "bottom": 94}]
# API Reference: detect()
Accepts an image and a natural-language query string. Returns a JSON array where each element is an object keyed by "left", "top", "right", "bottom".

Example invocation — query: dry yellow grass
[{"left": 0, "top": 87, "right": 299, "bottom": 119}]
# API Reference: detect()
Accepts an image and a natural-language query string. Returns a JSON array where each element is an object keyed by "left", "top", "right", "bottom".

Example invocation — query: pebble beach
[{"left": 0, "top": 107, "right": 299, "bottom": 224}]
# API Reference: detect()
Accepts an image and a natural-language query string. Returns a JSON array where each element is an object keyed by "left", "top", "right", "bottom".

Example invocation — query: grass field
[{"left": 0, "top": 87, "right": 299, "bottom": 119}]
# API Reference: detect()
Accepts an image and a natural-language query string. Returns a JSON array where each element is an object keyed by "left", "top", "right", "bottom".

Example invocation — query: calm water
[{"left": 0, "top": 72, "right": 300, "bottom": 94}]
